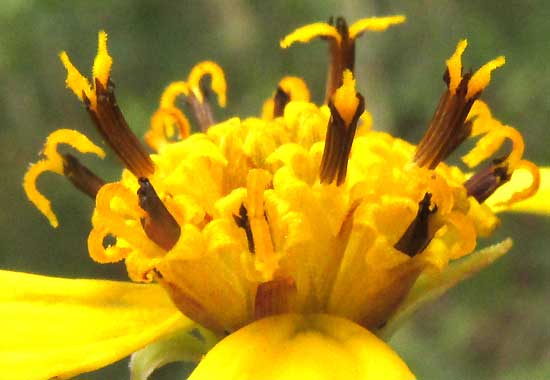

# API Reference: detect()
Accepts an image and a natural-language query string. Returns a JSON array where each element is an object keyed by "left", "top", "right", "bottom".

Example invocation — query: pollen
[
  {"left": 24, "top": 18, "right": 540, "bottom": 338},
  {"left": 333, "top": 70, "right": 359, "bottom": 125}
]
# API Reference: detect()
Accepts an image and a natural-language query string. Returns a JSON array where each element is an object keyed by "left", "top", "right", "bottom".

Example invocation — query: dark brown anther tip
[
  {"left": 324, "top": 16, "right": 355, "bottom": 102},
  {"left": 394, "top": 192, "right": 438, "bottom": 257},
  {"left": 464, "top": 158, "right": 511, "bottom": 203},
  {"left": 334, "top": 17, "right": 349, "bottom": 38},
  {"left": 137, "top": 177, "right": 181, "bottom": 251},
  {"left": 233, "top": 203, "right": 255, "bottom": 254},
  {"left": 319, "top": 93, "right": 365, "bottom": 186},
  {"left": 85, "top": 78, "right": 154, "bottom": 178},
  {"left": 273, "top": 86, "right": 291, "bottom": 118},
  {"left": 62, "top": 153, "right": 105, "bottom": 199}
]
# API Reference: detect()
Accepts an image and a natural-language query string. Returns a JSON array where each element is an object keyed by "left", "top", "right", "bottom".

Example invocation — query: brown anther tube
[
  {"left": 319, "top": 93, "right": 365, "bottom": 186},
  {"left": 325, "top": 16, "right": 356, "bottom": 102},
  {"left": 137, "top": 177, "right": 181, "bottom": 251},
  {"left": 62, "top": 153, "right": 105, "bottom": 199},
  {"left": 464, "top": 158, "right": 510, "bottom": 203},
  {"left": 84, "top": 79, "right": 154, "bottom": 178},
  {"left": 185, "top": 86, "right": 216, "bottom": 132},
  {"left": 394, "top": 192, "right": 437, "bottom": 257},
  {"left": 414, "top": 72, "right": 477, "bottom": 169},
  {"left": 273, "top": 87, "right": 291, "bottom": 118}
]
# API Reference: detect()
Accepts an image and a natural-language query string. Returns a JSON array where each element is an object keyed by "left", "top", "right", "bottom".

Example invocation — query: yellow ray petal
[
  {"left": 489, "top": 165, "right": 549, "bottom": 214},
  {"left": 189, "top": 314, "right": 415, "bottom": 380},
  {"left": 0, "top": 270, "right": 190, "bottom": 380}
]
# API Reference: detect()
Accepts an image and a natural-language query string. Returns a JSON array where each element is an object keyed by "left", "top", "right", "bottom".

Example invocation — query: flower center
[{"left": 24, "top": 18, "right": 539, "bottom": 335}]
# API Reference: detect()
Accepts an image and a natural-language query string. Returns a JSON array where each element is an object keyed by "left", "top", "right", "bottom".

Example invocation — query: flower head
[{"left": 13, "top": 13, "right": 548, "bottom": 380}]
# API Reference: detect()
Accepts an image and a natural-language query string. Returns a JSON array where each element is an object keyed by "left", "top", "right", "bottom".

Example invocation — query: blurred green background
[{"left": 1, "top": 0, "right": 549, "bottom": 379}]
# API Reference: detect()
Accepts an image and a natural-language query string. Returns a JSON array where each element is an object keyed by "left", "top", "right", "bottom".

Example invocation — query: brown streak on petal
[
  {"left": 62, "top": 153, "right": 105, "bottom": 199},
  {"left": 254, "top": 276, "right": 297, "bottom": 319},
  {"left": 138, "top": 177, "right": 181, "bottom": 251},
  {"left": 85, "top": 79, "right": 154, "bottom": 178}
]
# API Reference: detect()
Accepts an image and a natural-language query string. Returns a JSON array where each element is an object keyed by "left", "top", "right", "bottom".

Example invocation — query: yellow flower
[{"left": 8, "top": 14, "right": 548, "bottom": 380}]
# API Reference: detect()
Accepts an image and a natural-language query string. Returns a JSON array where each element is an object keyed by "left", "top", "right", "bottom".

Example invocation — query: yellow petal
[
  {"left": 0, "top": 270, "right": 190, "bottom": 380},
  {"left": 189, "top": 313, "right": 415, "bottom": 380},
  {"left": 489, "top": 166, "right": 549, "bottom": 214}
]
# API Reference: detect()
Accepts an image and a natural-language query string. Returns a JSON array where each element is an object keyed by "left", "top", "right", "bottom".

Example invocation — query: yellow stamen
[
  {"left": 23, "top": 129, "right": 105, "bottom": 227},
  {"left": 59, "top": 52, "right": 93, "bottom": 103},
  {"left": 92, "top": 31, "right": 113, "bottom": 88},
  {"left": 145, "top": 107, "right": 191, "bottom": 150},
  {"left": 90, "top": 183, "right": 164, "bottom": 268},
  {"left": 492, "top": 160, "right": 540, "bottom": 208},
  {"left": 462, "top": 125, "right": 524, "bottom": 168},
  {"left": 278, "top": 76, "right": 311, "bottom": 102},
  {"left": 332, "top": 70, "right": 359, "bottom": 126},
  {"left": 466, "top": 56, "right": 505, "bottom": 100},
  {"left": 280, "top": 23, "right": 341, "bottom": 49},
  {"left": 261, "top": 76, "right": 311, "bottom": 120},
  {"left": 187, "top": 61, "right": 227, "bottom": 107},
  {"left": 348, "top": 15, "right": 406, "bottom": 39},
  {"left": 159, "top": 81, "right": 190, "bottom": 109},
  {"left": 466, "top": 99, "right": 494, "bottom": 136},
  {"left": 466, "top": 55, "right": 506, "bottom": 99},
  {"left": 245, "top": 169, "right": 277, "bottom": 280},
  {"left": 59, "top": 31, "right": 113, "bottom": 109},
  {"left": 446, "top": 39, "right": 467, "bottom": 95}
]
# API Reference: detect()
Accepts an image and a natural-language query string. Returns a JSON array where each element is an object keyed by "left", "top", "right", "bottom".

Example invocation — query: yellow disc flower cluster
[{"left": 21, "top": 15, "right": 544, "bottom": 380}]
